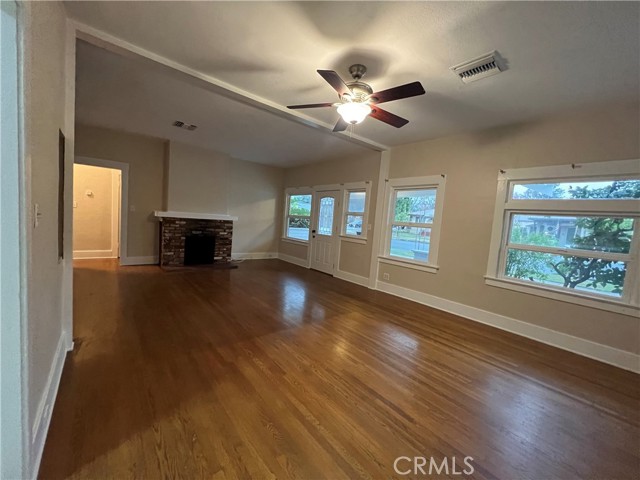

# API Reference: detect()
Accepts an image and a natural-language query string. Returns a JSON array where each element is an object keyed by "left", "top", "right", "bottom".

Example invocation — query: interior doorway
[
  {"left": 72, "top": 163, "right": 121, "bottom": 259},
  {"left": 310, "top": 190, "right": 339, "bottom": 275}
]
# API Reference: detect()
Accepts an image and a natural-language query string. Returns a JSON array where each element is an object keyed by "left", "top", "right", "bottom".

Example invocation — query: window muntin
[
  {"left": 285, "top": 193, "right": 312, "bottom": 241},
  {"left": 382, "top": 176, "right": 445, "bottom": 270},
  {"left": 488, "top": 161, "right": 640, "bottom": 310},
  {"left": 343, "top": 188, "right": 368, "bottom": 238}
]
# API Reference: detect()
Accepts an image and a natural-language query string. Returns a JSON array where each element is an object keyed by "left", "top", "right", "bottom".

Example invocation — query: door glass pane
[
  {"left": 512, "top": 179, "right": 640, "bottom": 200},
  {"left": 347, "top": 191, "right": 366, "bottom": 212},
  {"left": 390, "top": 225, "right": 431, "bottom": 263},
  {"left": 509, "top": 214, "right": 634, "bottom": 254},
  {"left": 318, "top": 197, "right": 334, "bottom": 235},
  {"left": 345, "top": 214, "right": 364, "bottom": 236},
  {"left": 287, "top": 217, "right": 310, "bottom": 241},
  {"left": 289, "top": 194, "right": 312, "bottom": 215},
  {"left": 394, "top": 189, "right": 436, "bottom": 223},
  {"left": 505, "top": 249, "right": 626, "bottom": 297}
]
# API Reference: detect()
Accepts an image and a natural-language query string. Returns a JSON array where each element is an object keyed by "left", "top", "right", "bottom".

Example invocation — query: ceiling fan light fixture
[{"left": 337, "top": 102, "right": 372, "bottom": 125}]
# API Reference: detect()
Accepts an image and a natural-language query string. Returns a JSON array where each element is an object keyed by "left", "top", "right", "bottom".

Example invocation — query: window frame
[
  {"left": 340, "top": 181, "right": 371, "bottom": 242},
  {"left": 282, "top": 188, "right": 313, "bottom": 244},
  {"left": 379, "top": 175, "right": 446, "bottom": 273},
  {"left": 486, "top": 159, "right": 640, "bottom": 316}
]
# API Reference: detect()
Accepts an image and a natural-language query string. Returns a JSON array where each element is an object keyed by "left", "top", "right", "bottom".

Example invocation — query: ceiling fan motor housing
[{"left": 343, "top": 81, "right": 373, "bottom": 102}]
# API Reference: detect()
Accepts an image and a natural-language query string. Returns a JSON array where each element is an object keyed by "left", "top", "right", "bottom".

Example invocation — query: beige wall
[
  {"left": 75, "top": 124, "right": 166, "bottom": 258},
  {"left": 73, "top": 164, "right": 117, "bottom": 254},
  {"left": 166, "top": 140, "right": 284, "bottom": 255},
  {"left": 281, "top": 152, "right": 381, "bottom": 278},
  {"left": 167, "top": 142, "right": 228, "bottom": 213},
  {"left": 229, "top": 158, "right": 283, "bottom": 255},
  {"left": 21, "top": 1, "right": 69, "bottom": 471},
  {"left": 380, "top": 103, "right": 640, "bottom": 354}
]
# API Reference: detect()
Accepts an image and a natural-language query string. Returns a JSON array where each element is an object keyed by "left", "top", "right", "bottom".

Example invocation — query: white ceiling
[{"left": 67, "top": 1, "right": 639, "bottom": 167}]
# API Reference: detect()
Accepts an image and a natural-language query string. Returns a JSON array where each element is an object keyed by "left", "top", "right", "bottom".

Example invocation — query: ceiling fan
[{"left": 287, "top": 64, "right": 425, "bottom": 132}]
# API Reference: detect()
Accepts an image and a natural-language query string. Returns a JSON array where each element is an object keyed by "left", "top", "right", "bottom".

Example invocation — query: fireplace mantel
[{"left": 154, "top": 210, "right": 238, "bottom": 222}]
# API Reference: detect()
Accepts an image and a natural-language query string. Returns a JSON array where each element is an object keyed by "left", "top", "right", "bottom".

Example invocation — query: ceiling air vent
[
  {"left": 172, "top": 120, "right": 197, "bottom": 131},
  {"left": 450, "top": 51, "right": 503, "bottom": 84}
]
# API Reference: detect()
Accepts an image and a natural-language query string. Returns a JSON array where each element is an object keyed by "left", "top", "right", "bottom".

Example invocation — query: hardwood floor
[{"left": 39, "top": 259, "right": 639, "bottom": 479}]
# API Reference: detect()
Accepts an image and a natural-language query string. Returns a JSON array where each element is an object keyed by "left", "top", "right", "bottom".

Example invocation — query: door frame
[
  {"left": 74, "top": 156, "right": 129, "bottom": 265},
  {"left": 310, "top": 189, "right": 341, "bottom": 275},
  {"left": 72, "top": 165, "right": 121, "bottom": 259}
]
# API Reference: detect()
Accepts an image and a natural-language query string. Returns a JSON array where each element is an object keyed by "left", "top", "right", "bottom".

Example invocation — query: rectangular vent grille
[
  {"left": 450, "top": 51, "right": 503, "bottom": 84},
  {"left": 173, "top": 120, "right": 198, "bottom": 131}
]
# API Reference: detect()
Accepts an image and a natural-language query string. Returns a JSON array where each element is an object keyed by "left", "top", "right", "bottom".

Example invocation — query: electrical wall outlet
[{"left": 383, "top": 273, "right": 390, "bottom": 281}]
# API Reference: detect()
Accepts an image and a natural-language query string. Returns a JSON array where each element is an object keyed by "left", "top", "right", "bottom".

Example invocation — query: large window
[
  {"left": 486, "top": 160, "right": 640, "bottom": 314},
  {"left": 380, "top": 175, "right": 446, "bottom": 272},
  {"left": 342, "top": 183, "right": 370, "bottom": 239},
  {"left": 284, "top": 192, "right": 312, "bottom": 242}
]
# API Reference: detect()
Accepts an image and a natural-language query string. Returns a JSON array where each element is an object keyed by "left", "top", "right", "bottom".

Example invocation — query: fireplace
[
  {"left": 184, "top": 234, "right": 215, "bottom": 265},
  {"left": 155, "top": 211, "right": 237, "bottom": 267}
]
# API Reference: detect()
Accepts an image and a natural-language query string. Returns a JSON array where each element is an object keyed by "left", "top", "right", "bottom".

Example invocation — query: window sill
[
  {"left": 340, "top": 235, "right": 367, "bottom": 245},
  {"left": 485, "top": 276, "right": 640, "bottom": 317},
  {"left": 378, "top": 256, "right": 438, "bottom": 274},
  {"left": 281, "top": 237, "right": 309, "bottom": 246}
]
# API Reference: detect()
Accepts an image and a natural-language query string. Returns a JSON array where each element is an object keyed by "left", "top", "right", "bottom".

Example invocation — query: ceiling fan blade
[
  {"left": 369, "top": 81, "right": 425, "bottom": 104},
  {"left": 317, "top": 70, "right": 351, "bottom": 97},
  {"left": 287, "top": 102, "right": 334, "bottom": 109},
  {"left": 370, "top": 107, "right": 409, "bottom": 128},
  {"left": 333, "top": 117, "right": 349, "bottom": 132}
]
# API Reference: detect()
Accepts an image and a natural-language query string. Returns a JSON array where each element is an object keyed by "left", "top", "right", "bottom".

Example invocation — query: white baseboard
[
  {"left": 335, "top": 269, "right": 369, "bottom": 287},
  {"left": 120, "top": 255, "right": 158, "bottom": 266},
  {"left": 376, "top": 281, "right": 640, "bottom": 373},
  {"left": 232, "top": 252, "right": 278, "bottom": 260},
  {"left": 73, "top": 249, "right": 116, "bottom": 259},
  {"left": 278, "top": 253, "right": 309, "bottom": 268},
  {"left": 31, "top": 333, "right": 68, "bottom": 478}
]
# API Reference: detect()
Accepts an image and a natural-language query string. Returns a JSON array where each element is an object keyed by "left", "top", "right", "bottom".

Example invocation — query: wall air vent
[
  {"left": 450, "top": 51, "right": 504, "bottom": 84},
  {"left": 172, "top": 120, "right": 198, "bottom": 131}
]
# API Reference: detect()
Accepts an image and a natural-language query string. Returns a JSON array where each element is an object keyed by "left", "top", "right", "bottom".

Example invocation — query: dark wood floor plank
[{"left": 39, "top": 259, "right": 639, "bottom": 479}]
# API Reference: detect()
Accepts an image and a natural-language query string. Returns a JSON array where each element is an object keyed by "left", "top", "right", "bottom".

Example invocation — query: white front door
[{"left": 310, "top": 191, "right": 339, "bottom": 275}]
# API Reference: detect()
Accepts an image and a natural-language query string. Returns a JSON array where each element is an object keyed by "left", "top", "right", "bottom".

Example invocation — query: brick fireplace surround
[{"left": 155, "top": 212, "right": 237, "bottom": 267}]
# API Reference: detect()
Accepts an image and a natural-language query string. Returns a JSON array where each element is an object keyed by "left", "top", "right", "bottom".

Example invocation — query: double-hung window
[
  {"left": 284, "top": 190, "right": 312, "bottom": 242},
  {"left": 486, "top": 160, "right": 640, "bottom": 314},
  {"left": 380, "top": 175, "right": 446, "bottom": 273},
  {"left": 342, "top": 183, "right": 370, "bottom": 239}
]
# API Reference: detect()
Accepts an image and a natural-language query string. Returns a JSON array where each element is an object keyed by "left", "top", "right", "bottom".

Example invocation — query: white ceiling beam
[{"left": 71, "top": 21, "right": 389, "bottom": 153}]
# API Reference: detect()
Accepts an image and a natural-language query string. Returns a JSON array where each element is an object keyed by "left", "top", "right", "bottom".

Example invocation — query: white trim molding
[
  {"left": 335, "top": 269, "right": 369, "bottom": 287},
  {"left": 232, "top": 252, "right": 277, "bottom": 260},
  {"left": 154, "top": 210, "right": 238, "bottom": 221},
  {"left": 378, "top": 256, "right": 439, "bottom": 274},
  {"left": 120, "top": 255, "right": 158, "bottom": 266},
  {"left": 376, "top": 281, "right": 640, "bottom": 373},
  {"left": 73, "top": 249, "right": 116, "bottom": 260},
  {"left": 72, "top": 20, "right": 387, "bottom": 153},
  {"left": 31, "top": 334, "right": 68, "bottom": 478},
  {"left": 278, "top": 253, "right": 310, "bottom": 268}
]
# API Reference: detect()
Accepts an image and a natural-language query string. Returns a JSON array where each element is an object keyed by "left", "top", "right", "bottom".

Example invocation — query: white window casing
[
  {"left": 486, "top": 159, "right": 640, "bottom": 316},
  {"left": 379, "top": 175, "right": 446, "bottom": 274},
  {"left": 282, "top": 187, "right": 313, "bottom": 245},
  {"left": 340, "top": 181, "right": 371, "bottom": 242}
]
